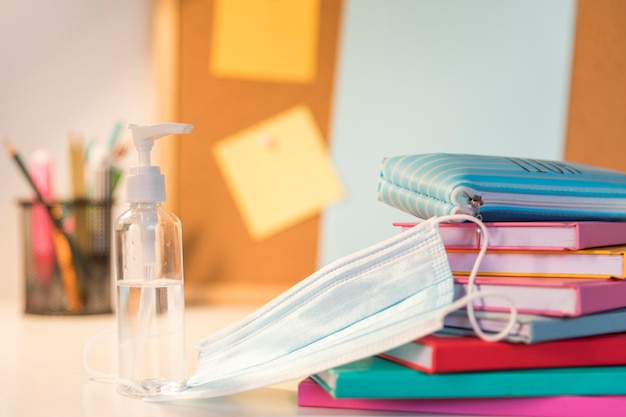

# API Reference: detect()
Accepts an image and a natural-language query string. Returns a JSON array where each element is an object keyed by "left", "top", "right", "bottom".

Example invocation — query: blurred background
[{"left": 2, "top": 0, "right": 622, "bottom": 308}]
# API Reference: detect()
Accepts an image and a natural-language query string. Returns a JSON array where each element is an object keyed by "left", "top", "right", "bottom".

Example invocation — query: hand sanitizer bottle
[{"left": 114, "top": 122, "right": 193, "bottom": 397}]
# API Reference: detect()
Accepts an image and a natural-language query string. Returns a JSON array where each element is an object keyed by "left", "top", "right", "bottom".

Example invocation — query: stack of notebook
[
  {"left": 297, "top": 220, "right": 626, "bottom": 416},
  {"left": 297, "top": 154, "right": 626, "bottom": 416}
]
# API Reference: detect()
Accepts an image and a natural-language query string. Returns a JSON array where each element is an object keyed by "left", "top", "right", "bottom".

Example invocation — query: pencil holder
[{"left": 20, "top": 199, "right": 113, "bottom": 315}]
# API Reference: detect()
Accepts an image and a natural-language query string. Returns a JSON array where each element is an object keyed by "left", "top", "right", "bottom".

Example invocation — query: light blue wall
[{"left": 319, "top": 0, "right": 577, "bottom": 265}]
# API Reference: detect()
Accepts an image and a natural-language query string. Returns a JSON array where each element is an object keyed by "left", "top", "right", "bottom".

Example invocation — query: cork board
[
  {"left": 564, "top": 0, "right": 626, "bottom": 169},
  {"left": 176, "top": 0, "right": 343, "bottom": 305}
]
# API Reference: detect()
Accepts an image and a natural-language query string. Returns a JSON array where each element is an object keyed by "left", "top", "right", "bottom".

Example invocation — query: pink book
[
  {"left": 297, "top": 377, "right": 626, "bottom": 417},
  {"left": 446, "top": 244, "right": 626, "bottom": 278},
  {"left": 454, "top": 275, "right": 626, "bottom": 316},
  {"left": 394, "top": 220, "right": 626, "bottom": 250}
]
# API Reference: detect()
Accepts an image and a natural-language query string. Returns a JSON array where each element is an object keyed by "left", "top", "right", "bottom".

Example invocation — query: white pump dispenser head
[{"left": 126, "top": 123, "right": 193, "bottom": 203}]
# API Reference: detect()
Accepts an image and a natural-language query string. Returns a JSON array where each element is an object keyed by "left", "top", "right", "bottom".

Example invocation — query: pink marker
[{"left": 30, "top": 150, "right": 54, "bottom": 284}]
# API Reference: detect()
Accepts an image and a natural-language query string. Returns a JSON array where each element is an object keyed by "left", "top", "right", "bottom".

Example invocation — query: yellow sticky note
[
  {"left": 210, "top": 0, "right": 320, "bottom": 83},
  {"left": 214, "top": 105, "right": 343, "bottom": 240}
]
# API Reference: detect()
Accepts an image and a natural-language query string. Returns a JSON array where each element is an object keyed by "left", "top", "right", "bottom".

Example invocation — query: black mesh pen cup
[{"left": 19, "top": 199, "right": 113, "bottom": 315}]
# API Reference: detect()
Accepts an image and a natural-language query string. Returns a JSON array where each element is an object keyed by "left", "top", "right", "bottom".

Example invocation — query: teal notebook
[
  {"left": 377, "top": 153, "right": 626, "bottom": 221},
  {"left": 312, "top": 356, "right": 626, "bottom": 399}
]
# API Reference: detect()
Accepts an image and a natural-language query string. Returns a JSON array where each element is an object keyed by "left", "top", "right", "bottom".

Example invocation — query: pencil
[
  {"left": 68, "top": 134, "right": 86, "bottom": 199},
  {"left": 68, "top": 135, "right": 90, "bottom": 257},
  {"left": 3, "top": 139, "right": 49, "bottom": 205},
  {"left": 4, "top": 139, "right": 70, "bottom": 235}
]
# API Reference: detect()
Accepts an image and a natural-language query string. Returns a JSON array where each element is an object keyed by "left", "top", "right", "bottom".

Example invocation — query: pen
[
  {"left": 110, "top": 138, "right": 128, "bottom": 196},
  {"left": 87, "top": 143, "right": 111, "bottom": 257},
  {"left": 107, "top": 120, "right": 123, "bottom": 151}
]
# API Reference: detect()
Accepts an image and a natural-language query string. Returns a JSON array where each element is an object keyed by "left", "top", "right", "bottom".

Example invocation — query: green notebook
[{"left": 312, "top": 356, "right": 626, "bottom": 399}]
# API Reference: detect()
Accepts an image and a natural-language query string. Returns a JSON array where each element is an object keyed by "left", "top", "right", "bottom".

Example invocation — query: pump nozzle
[
  {"left": 126, "top": 122, "right": 194, "bottom": 203},
  {"left": 128, "top": 123, "right": 193, "bottom": 168}
]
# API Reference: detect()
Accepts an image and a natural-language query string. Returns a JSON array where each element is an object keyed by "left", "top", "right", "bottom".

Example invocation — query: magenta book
[
  {"left": 297, "top": 377, "right": 626, "bottom": 417},
  {"left": 445, "top": 244, "right": 626, "bottom": 278}
]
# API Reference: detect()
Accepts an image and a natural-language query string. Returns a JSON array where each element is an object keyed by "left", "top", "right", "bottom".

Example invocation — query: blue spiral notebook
[{"left": 377, "top": 153, "right": 626, "bottom": 221}]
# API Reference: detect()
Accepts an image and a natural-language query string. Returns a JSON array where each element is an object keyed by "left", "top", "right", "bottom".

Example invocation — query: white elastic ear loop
[
  {"left": 82, "top": 327, "right": 202, "bottom": 397},
  {"left": 83, "top": 327, "right": 117, "bottom": 383},
  {"left": 82, "top": 327, "right": 147, "bottom": 395},
  {"left": 433, "top": 214, "right": 518, "bottom": 342}
]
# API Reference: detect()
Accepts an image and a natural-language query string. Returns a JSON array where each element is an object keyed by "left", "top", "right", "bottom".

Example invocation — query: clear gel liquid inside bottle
[{"left": 114, "top": 123, "right": 193, "bottom": 398}]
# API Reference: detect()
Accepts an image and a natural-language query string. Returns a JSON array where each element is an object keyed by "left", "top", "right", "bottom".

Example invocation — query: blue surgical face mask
[{"left": 142, "top": 214, "right": 517, "bottom": 401}]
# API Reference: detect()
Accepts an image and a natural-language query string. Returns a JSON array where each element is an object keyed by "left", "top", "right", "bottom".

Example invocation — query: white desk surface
[{"left": 0, "top": 299, "right": 470, "bottom": 417}]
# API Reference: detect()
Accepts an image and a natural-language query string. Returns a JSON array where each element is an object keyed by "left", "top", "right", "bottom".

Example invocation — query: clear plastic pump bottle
[{"left": 114, "top": 122, "right": 193, "bottom": 397}]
